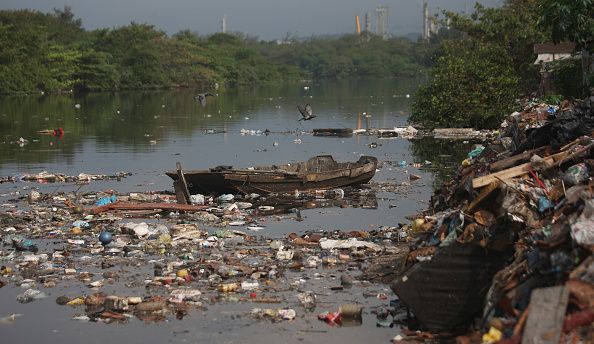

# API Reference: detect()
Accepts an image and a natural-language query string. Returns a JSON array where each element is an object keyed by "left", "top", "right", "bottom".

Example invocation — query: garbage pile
[
  {"left": 390, "top": 96, "right": 594, "bottom": 342},
  {"left": 0, "top": 183, "right": 406, "bottom": 329},
  {"left": 0, "top": 171, "right": 131, "bottom": 184}
]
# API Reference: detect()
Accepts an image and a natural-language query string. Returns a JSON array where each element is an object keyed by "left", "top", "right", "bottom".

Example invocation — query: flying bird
[
  {"left": 195, "top": 92, "right": 215, "bottom": 107},
  {"left": 297, "top": 104, "right": 316, "bottom": 121}
]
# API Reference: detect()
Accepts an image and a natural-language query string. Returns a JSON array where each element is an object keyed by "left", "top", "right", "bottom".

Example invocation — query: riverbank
[{"left": 389, "top": 96, "right": 594, "bottom": 342}]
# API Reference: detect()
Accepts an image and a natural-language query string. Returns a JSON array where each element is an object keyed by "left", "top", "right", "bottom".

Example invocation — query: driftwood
[
  {"left": 521, "top": 286, "right": 568, "bottom": 344},
  {"left": 554, "top": 141, "right": 594, "bottom": 167},
  {"left": 489, "top": 147, "right": 546, "bottom": 172},
  {"left": 174, "top": 162, "right": 191, "bottom": 205},
  {"left": 465, "top": 180, "right": 501, "bottom": 213},
  {"left": 87, "top": 201, "right": 209, "bottom": 214},
  {"left": 475, "top": 139, "right": 594, "bottom": 189},
  {"left": 472, "top": 150, "right": 569, "bottom": 189}
]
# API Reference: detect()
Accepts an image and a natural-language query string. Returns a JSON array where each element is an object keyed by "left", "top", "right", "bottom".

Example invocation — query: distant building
[
  {"left": 221, "top": 14, "right": 227, "bottom": 33},
  {"left": 365, "top": 12, "right": 372, "bottom": 33},
  {"left": 422, "top": 1, "right": 440, "bottom": 41},
  {"left": 375, "top": 6, "right": 389, "bottom": 39},
  {"left": 534, "top": 43, "right": 578, "bottom": 95},
  {"left": 533, "top": 42, "right": 576, "bottom": 65}
]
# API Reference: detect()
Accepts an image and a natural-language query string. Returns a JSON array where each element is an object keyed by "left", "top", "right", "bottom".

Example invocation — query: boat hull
[{"left": 166, "top": 156, "right": 377, "bottom": 195}]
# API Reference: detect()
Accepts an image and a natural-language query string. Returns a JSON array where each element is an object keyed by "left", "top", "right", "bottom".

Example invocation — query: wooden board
[
  {"left": 521, "top": 286, "right": 568, "bottom": 344},
  {"left": 176, "top": 162, "right": 191, "bottom": 204},
  {"left": 89, "top": 202, "right": 209, "bottom": 214},
  {"left": 173, "top": 181, "right": 188, "bottom": 204},
  {"left": 472, "top": 162, "right": 534, "bottom": 189},
  {"left": 472, "top": 151, "right": 568, "bottom": 189},
  {"left": 489, "top": 147, "right": 546, "bottom": 172},
  {"left": 465, "top": 180, "right": 500, "bottom": 213}
]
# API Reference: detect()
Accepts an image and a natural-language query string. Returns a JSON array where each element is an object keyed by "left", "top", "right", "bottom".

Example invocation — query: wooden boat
[{"left": 166, "top": 155, "right": 378, "bottom": 195}]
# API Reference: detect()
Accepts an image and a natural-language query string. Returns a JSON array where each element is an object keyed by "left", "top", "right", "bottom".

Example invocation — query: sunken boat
[{"left": 166, "top": 155, "right": 378, "bottom": 195}]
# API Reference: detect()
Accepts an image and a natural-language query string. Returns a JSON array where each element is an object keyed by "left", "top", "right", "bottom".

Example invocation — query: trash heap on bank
[{"left": 391, "top": 96, "right": 594, "bottom": 343}]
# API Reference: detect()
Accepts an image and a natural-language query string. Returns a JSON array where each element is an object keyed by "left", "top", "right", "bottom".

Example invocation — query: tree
[
  {"left": 539, "top": 0, "right": 594, "bottom": 88},
  {"left": 410, "top": 0, "right": 548, "bottom": 129},
  {"left": 411, "top": 39, "right": 519, "bottom": 129},
  {"left": 92, "top": 24, "right": 168, "bottom": 88},
  {"left": 46, "top": 44, "right": 81, "bottom": 91},
  {"left": 74, "top": 49, "right": 119, "bottom": 91},
  {"left": 446, "top": 0, "right": 547, "bottom": 91}
]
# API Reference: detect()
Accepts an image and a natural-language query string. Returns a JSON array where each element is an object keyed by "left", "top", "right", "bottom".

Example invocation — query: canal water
[
  {"left": 0, "top": 79, "right": 469, "bottom": 230},
  {"left": 0, "top": 79, "right": 471, "bottom": 343}
]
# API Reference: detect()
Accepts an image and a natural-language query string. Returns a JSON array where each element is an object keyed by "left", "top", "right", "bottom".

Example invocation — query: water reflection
[
  {"left": 0, "top": 78, "right": 416, "bottom": 172},
  {"left": 408, "top": 137, "right": 474, "bottom": 189},
  {"left": 253, "top": 187, "right": 378, "bottom": 215}
]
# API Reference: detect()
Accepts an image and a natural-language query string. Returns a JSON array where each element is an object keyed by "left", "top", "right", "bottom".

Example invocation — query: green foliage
[
  {"left": 0, "top": 18, "right": 49, "bottom": 93},
  {"left": 539, "top": 0, "right": 594, "bottom": 51},
  {"left": 539, "top": 0, "right": 594, "bottom": 89},
  {"left": 411, "top": 0, "right": 551, "bottom": 129},
  {"left": 411, "top": 40, "right": 519, "bottom": 129},
  {"left": 548, "top": 59, "right": 590, "bottom": 97},
  {"left": 538, "top": 94, "right": 564, "bottom": 105},
  {"left": 74, "top": 49, "right": 120, "bottom": 91},
  {"left": 255, "top": 34, "right": 423, "bottom": 79},
  {"left": 446, "top": 0, "right": 547, "bottom": 90},
  {"left": 91, "top": 23, "right": 168, "bottom": 88},
  {"left": 0, "top": 8, "right": 427, "bottom": 94},
  {"left": 45, "top": 45, "right": 82, "bottom": 91}
]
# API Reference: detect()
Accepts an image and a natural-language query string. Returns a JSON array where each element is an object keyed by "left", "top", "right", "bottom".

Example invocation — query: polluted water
[{"left": 0, "top": 80, "right": 475, "bottom": 343}]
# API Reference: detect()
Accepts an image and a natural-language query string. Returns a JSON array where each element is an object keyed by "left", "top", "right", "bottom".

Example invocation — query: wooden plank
[
  {"left": 465, "top": 180, "right": 500, "bottom": 213},
  {"left": 555, "top": 141, "right": 594, "bottom": 167},
  {"left": 176, "top": 162, "right": 191, "bottom": 205},
  {"left": 173, "top": 181, "right": 188, "bottom": 204},
  {"left": 472, "top": 151, "right": 568, "bottom": 189},
  {"left": 89, "top": 202, "right": 209, "bottom": 214},
  {"left": 473, "top": 162, "right": 533, "bottom": 189},
  {"left": 489, "top": 147, "right": 546, "bottom": 172},
  {"left": 521, "top": 286, "right": 568, "bottom": 344}
]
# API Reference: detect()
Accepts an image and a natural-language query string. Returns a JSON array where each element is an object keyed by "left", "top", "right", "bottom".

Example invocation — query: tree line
[
  {"left": 410, "top": 0, "right": 594, "bottom": 129},
  {"left": 0, "top": 7, "right": 426, "bottom": 94}
]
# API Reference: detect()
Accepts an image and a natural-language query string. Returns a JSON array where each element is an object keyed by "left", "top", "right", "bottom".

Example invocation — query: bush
[
  {"left": 549, "top": 59, "right": 591, "bottom": 98},
  {"left": 410, "top": 39, "right": 519, "bottom": 129}
]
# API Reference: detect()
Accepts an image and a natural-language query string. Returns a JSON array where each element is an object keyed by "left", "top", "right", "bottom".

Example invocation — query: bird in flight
[
  {"left": 297, "top": 104, "right": 316, "bottom": 121},
  {"left": 195, "top": 92, "right": 215, "bottom": 107}
]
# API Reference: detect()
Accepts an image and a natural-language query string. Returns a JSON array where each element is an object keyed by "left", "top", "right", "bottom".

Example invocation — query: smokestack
[
  {"left": 365, "top": 12, "right": 371, "bottom": 33},
  {"left": 221, "top": 14, "right": 227, "bottom": 33},
  {"left": 356, "top": 15, "right": 361, "bottom": 35},
  {"left": 422, "top": 1, "right": 428, "bottom": 41}
]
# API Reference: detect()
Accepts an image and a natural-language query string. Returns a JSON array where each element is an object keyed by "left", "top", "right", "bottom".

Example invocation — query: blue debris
[
  {"left": 538, "top": 197, "right": 553, "bottom": 213},
  {"left": 95, "top": 195, "right": 117, "bottom": 206},
  {"left": 467, "top": 145, "right": 485, "bottom": 159}
]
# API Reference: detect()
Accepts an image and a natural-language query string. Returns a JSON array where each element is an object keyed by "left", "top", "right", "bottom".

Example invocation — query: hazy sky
[{"left": 0, "top": 0, "right": 501, "bottom": 40}]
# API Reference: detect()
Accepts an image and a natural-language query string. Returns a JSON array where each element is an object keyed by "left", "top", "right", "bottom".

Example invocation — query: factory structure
[
  {"left": 421, "top": 0, "right": 442, "bottom": 41},
  {"left": 220, "top": 2, "right": 443, "bottom": 41},
  {"left": 355, "top": 2, "right": 442, "bottom": 41},
  {"left": 355, "top": 5, "right": 389, "bottom": 40},
  {"left": 221, "top": 14, "right": 227, "bottom": 34},
  {"left": 375, "top": 6, "right": 389, "bottom": 39}
]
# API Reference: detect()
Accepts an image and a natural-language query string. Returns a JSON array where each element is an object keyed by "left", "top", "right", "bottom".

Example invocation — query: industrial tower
[
  {"left": 221, "top": 14, "right": 227, "bottom": 33},
  {"left": 422, "top": 0, "right": 429, "bottom": 41},
  {"left": 375, "top": 6, "right": 388, "bottom": 39},
  {"left": 365, "top": 12, "right": 372, "bottom": 33},
  {"left": 422, "top": 1, "right": 440, "bottom": 41}
]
